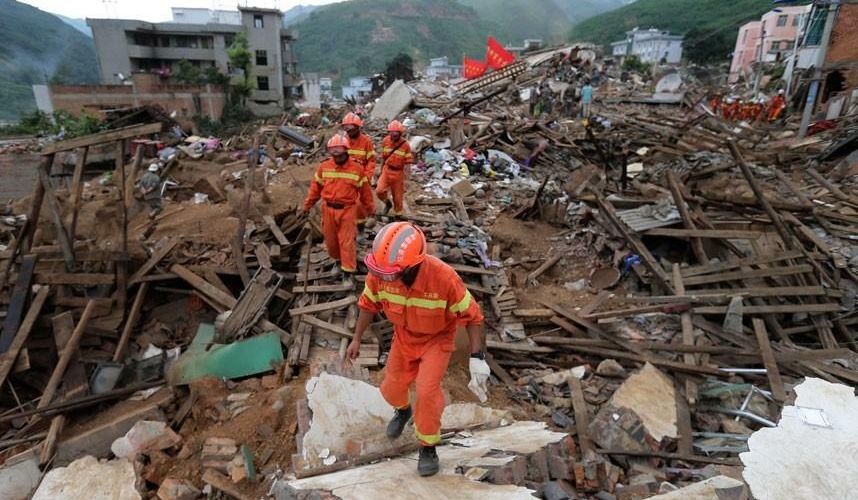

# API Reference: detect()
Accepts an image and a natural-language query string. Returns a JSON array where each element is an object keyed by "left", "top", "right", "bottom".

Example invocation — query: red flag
[
  {"left": 463, "top": 56, "right": 488, "bottom": 79},
  {"left": 486, "top": 36, "right": 515, "bottom": 70}
]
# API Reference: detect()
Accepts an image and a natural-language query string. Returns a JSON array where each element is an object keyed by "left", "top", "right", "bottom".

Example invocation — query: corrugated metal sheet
[{"left": 616, "top": 205, "right": 681, "bottom": 232}]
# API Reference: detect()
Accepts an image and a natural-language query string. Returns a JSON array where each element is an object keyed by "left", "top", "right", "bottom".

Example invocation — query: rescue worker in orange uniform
[
  {"left": 302, "top": 134, "right": 375, "bottom": 280},
  {"left": 767, "top": 90, "right": 786, "bottom": 122},
  {"left": 709, "top": 93, "right": 722, "bottom": 116},
  {"left": 346, "top": 222, "right": 490, "bottom": 477},
  {"left": 342, "top": 112, "right": 377, "bottom": 236},
  {"left": 377, "top": 120, "right": 412, "bottom": 218}
]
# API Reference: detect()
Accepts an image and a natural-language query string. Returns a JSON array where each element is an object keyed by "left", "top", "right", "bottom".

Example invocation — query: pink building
[{"left": 729, "top": 6, "right": 808, "bottom": 83}]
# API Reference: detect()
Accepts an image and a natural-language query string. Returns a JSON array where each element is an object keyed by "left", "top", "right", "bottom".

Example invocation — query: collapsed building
[{"left": 0, "top": 42, "right": 857, "bottom": 500}]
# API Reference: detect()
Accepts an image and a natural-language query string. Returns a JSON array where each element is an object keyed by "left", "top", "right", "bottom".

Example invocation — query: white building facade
[{"left": 610, "top": 28, "right": 684, "bottom": 64}]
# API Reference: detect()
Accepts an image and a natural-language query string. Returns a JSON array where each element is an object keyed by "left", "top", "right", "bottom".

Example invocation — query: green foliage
[
  {"left": 568, "top": 0, "right": 777, "bottom": 64},
  {"left": 0, "top": 109, "right": 107, "bottom": 138},
  {"left": 175, "top": 60, "right": 203, "bottom": 84},
  {"left": 622, "top": 54, "right": 650, "bottom": 73},
  {"left": 0, "top": 0, "right": 99, "bottom": 120},
  {"left": 291, "top": 0, "right": 497, "bottom": 87},
  {"left": 550, "top": 0, "right": 632, "bottom": 24},
  {"left": 227, "top": 32, "right": 252, "bottom": 78},
  {"left": 458, "top": 0, "right": 567, "bottom": 43}
]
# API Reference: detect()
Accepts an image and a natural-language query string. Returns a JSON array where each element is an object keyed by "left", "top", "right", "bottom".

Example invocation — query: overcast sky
[{"left": 20, "top": 0, "right": 341, "bottom": 23}]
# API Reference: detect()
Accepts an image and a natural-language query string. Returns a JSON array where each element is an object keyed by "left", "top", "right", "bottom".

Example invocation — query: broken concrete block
[
  {"left": 608, "top": 362, "right": 677, "bottom": 441},
  {"left": 741, "top": 377, "right": 858, "bottom": 500},
  {"left": 157, "top": 478, "right": 201, "bottom": 500},
  {"left": 201, "top": 437, "right": 238, "bottom": 473},
  {"left": 543, "top": 480, "right": 575, "bottom": 500},
  {"left": 541, "top": 366, "right": 587, "bottom": 386},
  {"left": 589, "top": 406, "right": 652, "bottom": 453},
  {"left": 32, "top": 456, "right": 141, "bottom": 500},
  {"left": 450, "top": 178, "right": 476, "bottom": 198},
  {"left": 642, "top": 476, "right": 745, "bottom": 500},
  {"left": 369, "top": 79, "right": 413, "bottom": 122},
  {"left": 0, "top": 457, "right": 41, "bottom": 500},
  {"left": 596, "top": 359, "right": 626, "bottom": 377},
  {"left": 111, "top": 420, "right": 182, "bottom": 459}
]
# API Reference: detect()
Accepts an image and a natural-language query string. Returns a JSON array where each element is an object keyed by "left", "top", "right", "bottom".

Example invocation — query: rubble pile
[{"left": 0, "top": 44, "right": 857, "bottom": 500}]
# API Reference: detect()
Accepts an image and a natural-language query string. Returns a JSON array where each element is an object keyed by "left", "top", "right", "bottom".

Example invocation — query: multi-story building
[
  {"left": 610, "top": 28, "right": 683, "bottom": 65},
  {"left": 729, "top": 6, "right": 808, "bottom": 83},
  {"left": 87, "top": 6, "right": 300, "bottom": 116},
  {"left": 341, "top": 76, "right": 373, "bottom": 101},
  {"left": 425, "top": 56, "right": 463, "bottom": 81}
]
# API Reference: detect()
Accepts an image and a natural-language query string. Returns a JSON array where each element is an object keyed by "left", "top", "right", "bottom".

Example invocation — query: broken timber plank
[
  {"left": 643, "top": 228, "right": 764, "bottom": 239},
  {"left": 447, "top": 263, "right": 499, "bottom": 275},
  {"left": 202, "top": 469, "right": 254, "bottom": 500},
  {"left": 678, "top": 265, "right": 813, "bottom": 286},
  {"left": 288, "top": 295, "right": 357, "bottom": 317},
  {"left": 0, "top": 254, "right": 38, "bottom": 353},
  {"left": 38, "top": 300, "right": 97, "bottom": 412},
  {"left": 113, "top": 283, "right": 149, "bottom": 362},
  {"left": 526, "top": 253, "right": 563, "bottom": 286},
  {"left": 34, "top": 273, "right": 116, "bottom": 286},
  {"left": 37, "top": 165, "right": 76, "bottom": 271},
  {"left": 299, "top": 315, "right": 354, "bottom": 339},
  {"left": 68, "top": 147, "right": 89, "bottom": 242},
  {"left": 694, "top": 303, "right": 839, "bottom": 315},
  {"left": 568, "top": 376, "right": 595, "bottom": 459},
  {"left": 41, "top": 123, "right": 163, "bottom": 155},
  {"left": 289, "top": 283, "right": 354, "bottom": 293},
  {"left": 673, "top": 264, "right": 698, "bottom": 405},
  {"left": 219, "top": 268, "right": 284, "bottom": 342},
  {"left": 0, "top": 286, "right": 50, "bottom": 388},
  {"left": 263, "top": 215, "right": 290, "bottom": 246},
  {"left": 129, "top": 238, "right": 178, "bottom": 284},
  {"left": 752, "top": 318, "right": 786, "bottom": 403},
  {"left": 666, "top": 170, "right": 707, "bottom": 263}
]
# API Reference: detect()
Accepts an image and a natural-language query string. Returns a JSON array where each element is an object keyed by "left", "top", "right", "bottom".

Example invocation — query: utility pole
[
  {"left": 752, "top": 24, "right": 767, "bottom": 97},
  {"left": 798, "top": 1, "right": 841, "bottom": 139}
]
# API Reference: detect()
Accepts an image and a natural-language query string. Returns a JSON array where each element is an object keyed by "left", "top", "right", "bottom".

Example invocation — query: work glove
[{"left": 468, "top": 358, "right": 491, "bottom": 403}]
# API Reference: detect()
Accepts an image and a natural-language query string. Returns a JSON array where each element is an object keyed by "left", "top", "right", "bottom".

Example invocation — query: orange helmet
[
  {"left": 365, "top": 222, "right": 426, "bottom": 280},
  {"left": 326, "top": 134, "right": 349, "bottom": 153},
  {"left": 342, "top": 112, "right": 363, "bottom": 127},
  {"left": 387, "top": 120, "right": 405, "bottom": 132}
]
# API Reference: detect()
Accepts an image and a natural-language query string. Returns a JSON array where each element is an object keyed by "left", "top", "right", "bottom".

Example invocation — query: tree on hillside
[
  {"left": 227, "top": 32, "right": 254, "bottom": 106},
  {"left": 684, "top": 28, "right": 734, "bottom": 65},
  {"left": 384, "top": 53, "right": 414, "bottom": 83}
]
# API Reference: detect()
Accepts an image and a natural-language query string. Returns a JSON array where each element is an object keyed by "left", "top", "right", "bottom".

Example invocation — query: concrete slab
[
  {"left": 369, "top": 80, "right": 412, "bottom": 122},
  {"left": 0, "top": 457, "right": 41, "bottom": 500},
  {"left": 284, "top": 421, "right": 567, "bottom": 500},
  {"left": 301, "top": 372, "right": 509, "bottom": 466},
  {"left": 609, "top": 362, "right": 678, "bottom": 441},
  {"left": 643, "top": 476, "right": 745, "bottom": 500},
  {"left": 741, "top": 377, "right": 858, "bottom": 500},
  {"left": 32, "top": 455, "right": 141, "bottom": 500}
]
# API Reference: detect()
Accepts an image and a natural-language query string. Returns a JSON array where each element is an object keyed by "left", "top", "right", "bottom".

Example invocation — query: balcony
[{"left": 127, "top": 45, "right": 216, "bottom": 61}]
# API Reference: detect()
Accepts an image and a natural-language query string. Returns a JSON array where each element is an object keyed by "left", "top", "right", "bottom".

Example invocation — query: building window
[
  {"left": 793, "top": 15, "right": 800, "bottom": 26},
  {"left": 777, "top": 15, "right": 788, "bottom": 27},
  {"left": 254, "top": 15, "right": 264, "bottom": 28},
  {"left": 805, "top": 7, "right": 827, "bottom": 45},
  {"left": 255, "top": 50, "right": 268, "bottom": 66},
  {"left": 742, "top": 30, "right": 748, "bottom": 43},
  {"left": 257, "top": 76, "right": 269, "bottom": 90},
  {"left": 224, "top": 34, "right": 235, "bottom": 47}
]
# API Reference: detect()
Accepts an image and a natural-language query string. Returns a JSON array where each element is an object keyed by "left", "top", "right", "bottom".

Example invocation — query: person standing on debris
[
  {"left": 135, "top": 162, "right": 163, "bottom": 219},
  {"left": 377, "top": 120, "right": 412, "bottom": 218},
  {"left": 302, "top": 134, "right": 375, "bottom": 281},
  {"left": 346, "top": 221, "right": 490, "bottom": 477},
  {"left": 767, "top": 90, "right": 786, "bottom": 122},
  {"left": 580, "top": 79, "right": 594, "bottom": 118},
  {"left": 342, "top": 112, "right": 377, "bottom": 237}
]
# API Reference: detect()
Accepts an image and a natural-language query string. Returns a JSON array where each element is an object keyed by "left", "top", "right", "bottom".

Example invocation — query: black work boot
[
  {"left": 386, "top": 406, "right": 412, "bottom": 439},
  {"left": 417, "top": 445, "right": 439, "bottom": 477},
  {"left": 382, "top": 199, "right": 393, "bottom": 215}
]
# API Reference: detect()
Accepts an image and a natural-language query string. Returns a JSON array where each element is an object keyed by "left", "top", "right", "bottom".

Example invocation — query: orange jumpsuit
[
  {"left": 303, "top": 158, "right": 374, "bottom": 273},
  {"left": 358, "top": 255, "right": 484, "bottom": 445},
  {"left": 767, "top": 95, "right": 785, "bottom": 122},
  {"left": 347, "top": 133, "right": 377, "bottom": 224},
  {"left": 377, "top": 135, "right": 412, "bottom": 216}
]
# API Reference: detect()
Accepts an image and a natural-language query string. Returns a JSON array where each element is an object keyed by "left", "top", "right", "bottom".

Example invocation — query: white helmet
[
  {"left": 148, "top": 163, "right": 160, "bottom": 172},
  {"left": 778, "top": 89, "right": 785, "bottom": 95}
]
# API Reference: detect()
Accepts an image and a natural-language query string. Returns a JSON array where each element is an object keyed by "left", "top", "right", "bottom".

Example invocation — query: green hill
[
  {"left": 568, "top": 0, "right": 778, "bottom": 63},
  {"left": 551, "top": 0, "right": 636, "bottom": 24},
  {"left": 458, "top": 0, "right": 571, "bottom": 44},
  {"left": 291, "top": 0, "right": 509, "bottom": 85},
  {"left": 0, "top": 0, "right": 99, "bottom": 120}
]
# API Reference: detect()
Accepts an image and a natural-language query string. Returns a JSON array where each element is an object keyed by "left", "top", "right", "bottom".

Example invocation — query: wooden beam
[
  {"left": 694, "top": 303, "right": 839, "bottom": 315},
  {"left": 171, "top": 264, "right": 236, "bottom": 309},
  {"left": 37, "top": 163, "right": 76, "bottom": 271},
  {"left": 23, "top": 157, "right": 50, "bottom": 252},
  {"left": 113, "top": 283, "right": 149, "bottom": 362},
  {"left": 448, "top": 263, "right": 500, "bottom": 276},
  {"left": 752, "top": 318, "right": 787, "bottom": 403},
  {"left": 680, "top": 252, "right": 803, "bottom": 278},
  {"left": 35, "top": 273, "right": 116, "bottom": 286},
  {"left": 0, "top": 255, "right": 38, "bottom": 353},
  {"left": 129, "top": 238, "right": 178, "bottom": 284},
  {"left": 68, "top": 147, "right": 89, "bottom": 242},
  {"left": 299, "top": 314, "right": 353, "bottom": 339},
  {"left": 526, "top": 253, "right": 563, "bottom": 286},
  {"left": 290, "top": 283, "right": 354, "bottom": 293},
  {"left": 233, "top": 139, "right": 258, "bottom": 286},
  {"left": 38, "top": 300, "right": 97, "bottom": 411},
  {"left": 0, "top": 286, "right": 50, "bottom": 389},
  {"left": 666, "top": 170, "right": 707, "bottom": 263},
  {"left": 263, "top": 215, "right": 289, "bottom": 245},
  {"left": 568, "top": 376, "right": 595, "bottom": 459},
  {"left": 644, "top": 228, "right": 764, "bottom": 239},
  {"left": 41, "top": 123, "right": 163, "bottom": 155},
  {"left": 679, "top": 265, "right": 813, "bottom": 287},
  {"left": 288, "top": 295, "right": 357, "bottom": 317}
]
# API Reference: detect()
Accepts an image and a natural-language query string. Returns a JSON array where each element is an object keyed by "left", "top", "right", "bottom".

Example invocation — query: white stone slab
[{"left": 32, "top": 455, "right": 140, "bottom": 500}]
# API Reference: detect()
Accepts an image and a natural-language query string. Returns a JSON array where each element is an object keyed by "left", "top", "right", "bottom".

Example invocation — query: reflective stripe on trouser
[
  {"left": 322, "top": 204, "right": 358, "bottom": 272},
  {"left": 376, "top": 171, "right": 405, "bottom": 215},
  {"left": 380, "top": 335, "right": 452, "bottom": 446}
]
